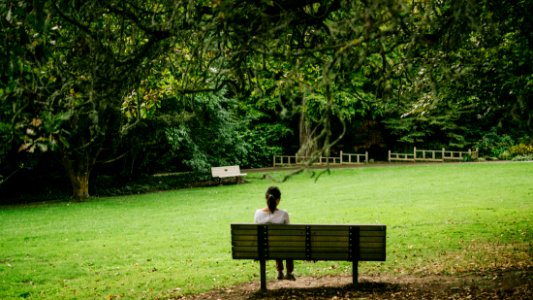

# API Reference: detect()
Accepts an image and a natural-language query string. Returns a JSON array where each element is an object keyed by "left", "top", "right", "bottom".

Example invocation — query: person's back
[
  {"left": 254, "top": 186, "right": 295, "bottom": 280},
  {"left": 254, "top": 207, "right": 289, "bottom": 224}
]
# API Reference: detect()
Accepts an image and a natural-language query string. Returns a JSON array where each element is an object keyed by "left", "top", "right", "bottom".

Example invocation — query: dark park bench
[
  {"left": 231, "top": 223, "right": 387, "bottom": 291},
  {"left": 211, "top": 165, "right": 247, "bottom": 183}
]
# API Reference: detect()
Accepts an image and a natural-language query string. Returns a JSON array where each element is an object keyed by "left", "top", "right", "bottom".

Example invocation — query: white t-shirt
[{"left": 254, "top": 208, "right": 290, "bottom": 224}]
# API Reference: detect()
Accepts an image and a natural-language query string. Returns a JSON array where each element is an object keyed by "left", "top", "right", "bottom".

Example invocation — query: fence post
[
  {"left": 365, "top": 151, "right": 368, "bottom": 163},
  {"left": 442, "top": 148, "right": 445, "bottom": 161},
  {"left": 340, "top": 151, "right": 343, "bottom": 164},
  {"left": 388, "top": 150, "right": 391, "bottom": 162},
  {"left": 414, "top": 147, "right": 417, "bottom": 161}
]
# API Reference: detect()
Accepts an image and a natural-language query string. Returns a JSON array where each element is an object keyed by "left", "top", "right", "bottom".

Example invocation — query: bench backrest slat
[{"left": 231, "top": 224, "right": 386, "bottom": 262}]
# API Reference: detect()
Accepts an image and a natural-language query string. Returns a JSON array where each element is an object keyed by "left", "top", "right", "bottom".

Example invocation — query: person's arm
[{"left": 254, "top": 209, "right": 264, "bottom": 224}]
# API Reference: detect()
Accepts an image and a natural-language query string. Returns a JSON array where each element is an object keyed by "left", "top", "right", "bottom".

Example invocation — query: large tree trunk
[
  {"left": 61, "top": 150, "right": 95, "bottom": 201},
  {"left": 297, "top": 97, "right": 318, "bottom": 160},
  {"left": 298, "top": 111, "right": 318, "bottom": 157},
  {"left": 298, "top": 112, "right": 315, "bottom": 157},
  {"left": 67, "top": 169, "right": 90, "bottom": 200}
]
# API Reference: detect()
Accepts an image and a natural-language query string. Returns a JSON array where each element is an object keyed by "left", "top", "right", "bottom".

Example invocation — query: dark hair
[{"left": 266, "top": 186, "right": 281, "bottom": 213}]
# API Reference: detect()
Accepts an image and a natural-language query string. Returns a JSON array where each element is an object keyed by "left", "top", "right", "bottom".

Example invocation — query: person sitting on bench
[{"left": 254, "top": 186, "right": 296, "bottom": 281}]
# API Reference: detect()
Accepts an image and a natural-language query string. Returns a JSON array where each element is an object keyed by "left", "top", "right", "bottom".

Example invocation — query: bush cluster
[
  {"left": 512, "top": 154, "right": 533, "bottom": 161},
  {"left": 510, "top": 144, "right": 533, "bottom": 156},
  {"left": 475, "top": 130, "right": 533, "bottom": 161}
]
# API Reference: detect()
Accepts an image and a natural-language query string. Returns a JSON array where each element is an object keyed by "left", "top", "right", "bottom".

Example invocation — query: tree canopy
[{"left": 1, "top": 0, "right": 531, "bottom": 200}]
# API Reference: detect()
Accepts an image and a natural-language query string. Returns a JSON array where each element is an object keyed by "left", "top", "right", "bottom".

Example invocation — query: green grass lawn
[{"left": 1, "top": 162, "right": 532, "bottom": 299}]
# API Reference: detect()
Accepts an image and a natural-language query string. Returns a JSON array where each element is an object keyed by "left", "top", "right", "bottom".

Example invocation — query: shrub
[
  {"left": 512, "top": 154, "right": 533, "bottom": 161},
  {"left": 475, "top": 130, "right": 514, "bottom": 158},
  {"left": 499, "top": 150, "right": 512, "bottom": 160},
  {"left": 510, "top": 143, "right": 533, "bottom": 156}
]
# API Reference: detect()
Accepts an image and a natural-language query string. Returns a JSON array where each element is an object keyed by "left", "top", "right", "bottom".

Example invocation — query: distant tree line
[{"left": 1, "top": 0, "right": 531, "bottom": 201}]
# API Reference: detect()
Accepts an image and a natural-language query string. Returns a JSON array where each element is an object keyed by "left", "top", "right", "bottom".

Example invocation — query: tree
[
  {"left": 207, "top": 0, "right": 415, "bottom": 162},
  {"left": 384, "top": 0, "right": 533, "bottom": 148},
  {"left": 1, "top": 0, "right": 176, "bottom": 199},
  {"left": 3, "top": 0, "right": 531, "bottom": 200}
]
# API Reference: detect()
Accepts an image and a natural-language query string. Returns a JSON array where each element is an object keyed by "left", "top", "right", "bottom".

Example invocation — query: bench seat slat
[
  {"left": 231, "top": 229, "right": 259, "bottom": 236},
  {"left": 311, "top": 230, "right": 386, "bottom": 237},
  {"left": 311, "top": 246, "right": 384, "bottom": 253},
  {"left": 233, "top": 240, "right": 258, "bottom": 247},
  {"left": 269, "top": 241, "right": 305, "bottom": 247},
  {"left": 232, "top": 246, "right": 259, "bottom": 253},
  {"left": 233, "top": 252, "right": 260, "bottom": 259},
  {"left": 232, "top": 230, "right": 385, "bottom": 241},
  {"left": 232, "top": 235, "right": 385, "bottom": 243},
  {"left": 233, "top": 243, "right": 386, "bottom": 251},
  {"left": 232, "top": 254, "right": 386, "bottom": 261},
  {"left": 268, "top": 229, "right": 307, "bottom": 236},
  {"left": 231, "top": 224, "right": 259, "bottom": 230},
  {"left": 231, "top": 224, "right": 385, "bottom": 230},
  {"left": 233, "top": 252, "right": 386, "bottom": 261},
  {"left": 261, "top": 224, "right": 385, "bottom": 230},
  {"left": 232, "top": 237, "right": 385, "bottom": 243},
  {"left": 263, "top": 224, "right": 308, "bottom": 230},
  {"left": 231, "top": 238, "right": 257, "bottom": 243},
  {"left": 233, "top": 246, "right": 385, "bottom": 252},
  {"left": 268, "top": 253, "right": 310, "bottom": 260},
  {"left": 267, "top": 236, "right": 305, "bottom": 242}
]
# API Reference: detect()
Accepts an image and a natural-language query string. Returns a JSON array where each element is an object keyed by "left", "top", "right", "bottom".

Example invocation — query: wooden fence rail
[
  {"left": 273, "top": 148, "right": 477, "bottom": 167},
  {"left": 388, "top": 147, "right": 478, "bottom": 162},
  {"left": 273, "top": 151, "right": 368, "bottom": 167}
]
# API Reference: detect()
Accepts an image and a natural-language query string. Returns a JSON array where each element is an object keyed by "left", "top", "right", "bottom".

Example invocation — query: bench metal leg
[
  {"left": 353, "top": 260, "right": 359, "bottom": 287},
  {"left": 260, "top": 259, "right": 267, "bottom": 291}
]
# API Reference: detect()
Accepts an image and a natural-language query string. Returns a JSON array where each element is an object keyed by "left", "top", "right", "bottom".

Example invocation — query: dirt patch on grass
[{"left": 176, "top": 267, "right": 531, "bottom": 299}]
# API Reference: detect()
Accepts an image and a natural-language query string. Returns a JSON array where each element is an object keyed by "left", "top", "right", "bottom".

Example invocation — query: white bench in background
[{"left": 211, "top": 165, "right": 247, "bottom": 184}]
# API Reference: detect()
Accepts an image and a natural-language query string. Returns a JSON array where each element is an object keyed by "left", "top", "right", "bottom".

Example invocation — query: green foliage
[
  {"left": 213, "top": 0, "right": 417, "bottom": 156},
  {"left": 0, "top": 0, "right": 180, "bottom": 199},
  {"left": 240, "top": 123, "right": 291, "bottom": 168},
  {"left": 390, "top": 0, "right": 533, "bottom": 148},
  {"left": 511, "top": 154, "right": 533, "bottom": 161},
  {"left": 2, "top": 0, "right": 533, "bottom": 199},
  {"left": 475, "top": 130, "right": 515, "bottom": 159},
  {"left": 131, "top": 91, "right": 247, "bottom": 173},
  {"left": 510, "top": 144, "right": 533, "bottom": 156}
]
